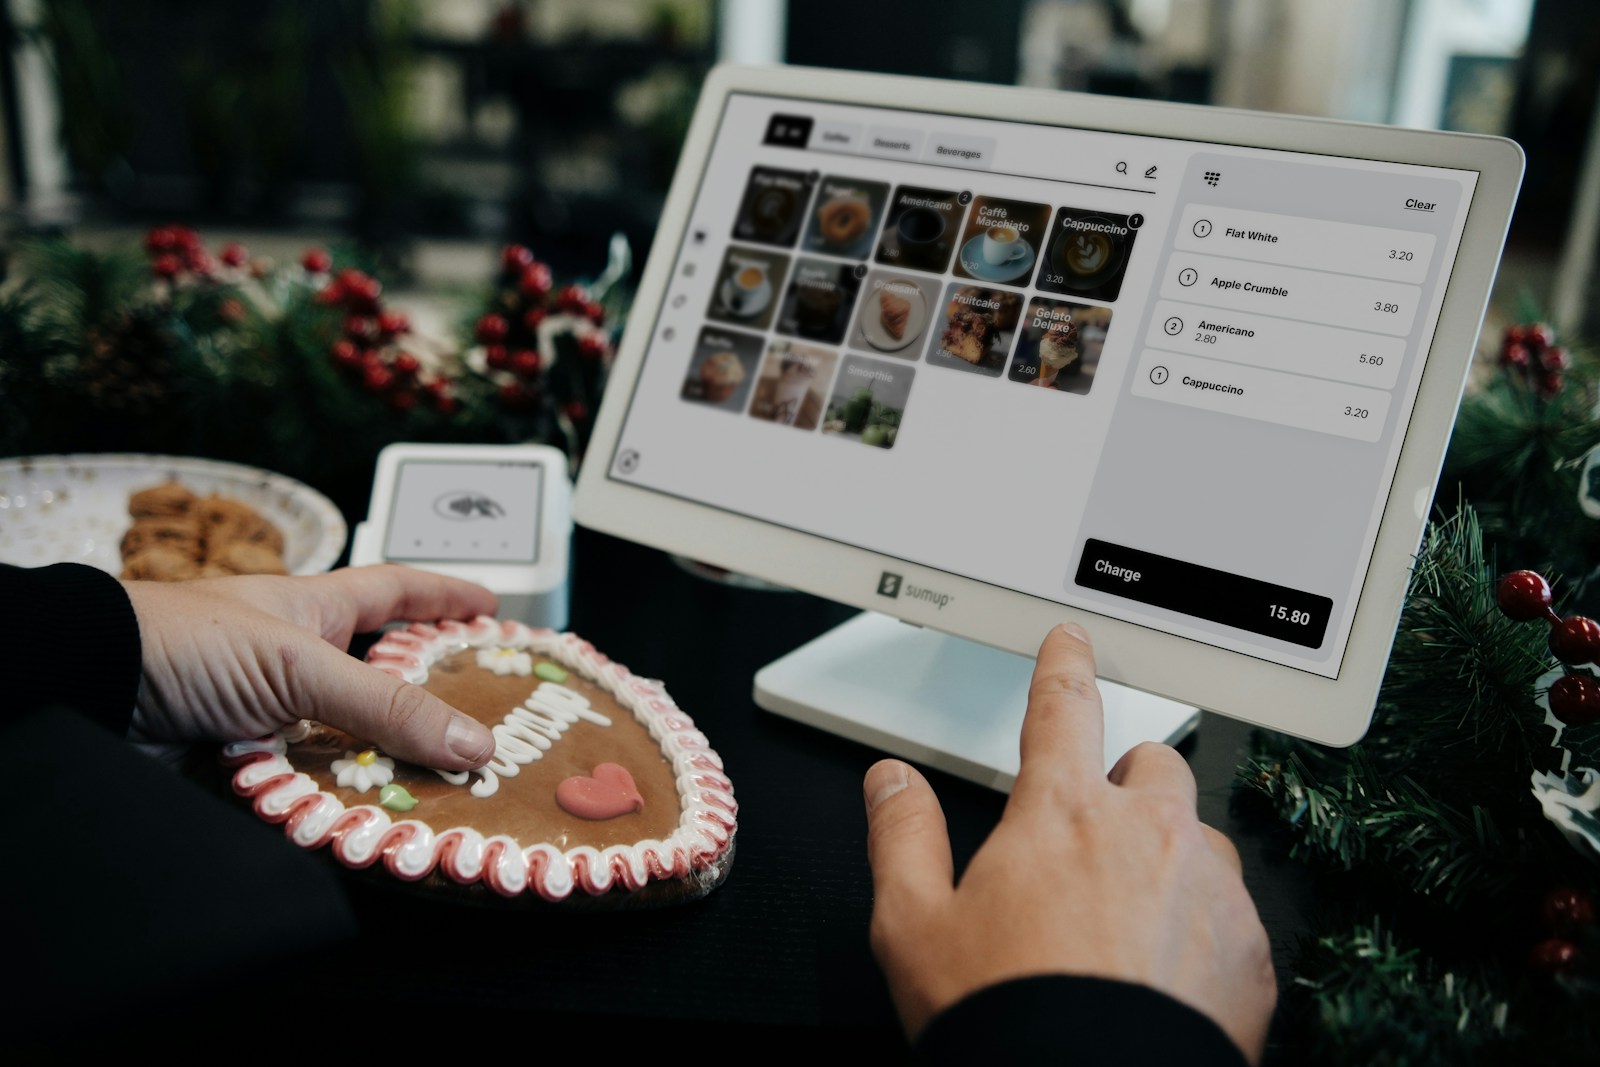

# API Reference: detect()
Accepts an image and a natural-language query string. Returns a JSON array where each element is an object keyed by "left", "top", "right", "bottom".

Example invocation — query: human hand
[
  {"left": 862, "top": 623, "right": 1275, "bottom": 1063},
  {"left": 123, "top": 564, "right": 498, "bottom": 771}
]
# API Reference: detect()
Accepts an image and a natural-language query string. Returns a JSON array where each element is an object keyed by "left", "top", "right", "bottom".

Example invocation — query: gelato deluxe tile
[{"left": 1006, "top": 298, "right": 1111, "bottom": 395}]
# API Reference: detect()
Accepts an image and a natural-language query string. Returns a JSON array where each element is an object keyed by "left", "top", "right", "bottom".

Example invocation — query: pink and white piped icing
[{"left": 222, "top": 617, "right": 737, "bottom": 901}]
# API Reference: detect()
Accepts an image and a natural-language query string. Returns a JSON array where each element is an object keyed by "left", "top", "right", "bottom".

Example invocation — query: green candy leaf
[
  {"left": 378, "top": 783, "right": 418, "bottom": 812},
  {"left": 534, "top": 661, "right": 569, "bottom": 683}
]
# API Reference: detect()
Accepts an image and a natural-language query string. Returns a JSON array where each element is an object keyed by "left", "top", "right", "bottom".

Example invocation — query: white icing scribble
[{"left": 434, "top": 681, "right": 613, "bottom": 798}]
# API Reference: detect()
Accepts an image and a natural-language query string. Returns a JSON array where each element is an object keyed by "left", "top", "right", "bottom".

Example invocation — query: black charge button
[{"left": 1074, "top": 539, "right": 1332, "bottom": 648}]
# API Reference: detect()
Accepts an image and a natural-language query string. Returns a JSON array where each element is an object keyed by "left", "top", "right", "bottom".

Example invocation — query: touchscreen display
[
  {"left": 383, "top": 460, "right": 543, "bottom": 564},
  {"left": 609, "top": 93, "right": 1477, "bottom": 678}
]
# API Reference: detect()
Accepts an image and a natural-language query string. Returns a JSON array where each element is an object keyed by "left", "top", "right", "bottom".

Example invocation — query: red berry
[
  {"left": 1542, "top": 346, "right": 1571, "bottom": 372},
  {"left": 434, "top": 394, "right": 459, "bottom": 415},
  {"left": 330, "top": 340, "right": 361, "bottom": 369},
  {"left": 558, "top": 284, "right": 590, "bottom": 313},
  {"left": 219, "top": 242, "right": 248, "bottom": 268},
  {"left": 1540, "top": 372, "right": 1565, "bottom": 398},
  {"left": 343, "top": 274, "right": 382, "bottom": 313},
  {"left": 219, "top": 298, "right": 246, "bottom": 323},
  {"left": 578, "top": 333, "right": 608, "bottom": 361},
  {"left": 1551, "top": 617, "right": 1600, "bottom": 665},
  {"left": 188, "top": 251, "right": 217, "bottom": 276},
  {"left": 151, "top": 254, "right": 182, "bottom": 279},
  {"left": 1503, "top": 324, "right": 1526, "bottom": 347},
  {"left": 523, "top": 306, "right": 547, "bottom": 333},
  {"left": 389, "top": 389, "right": 418, "bottom": 413},
  {"left": 511, "top": 350, "right": 541, "bottom": 378},
  {"left": 485, "top": 344, "right": 511, "bottom": 371},
  {"left": 1550, "top": 673, "right": 1600, "bottom": 726},
  {"left": 301, "top": 247, "right": 332, "bottom": 274},
  {"left": 344, "top": 315, "right": 379, "bottom": 342},
  {"left": 1529, "top": 937, "right": 1580, "bottom": 974},
  {"left": 518, "top": 262, "right": 553, "bottom": 299},
  {"left": 315, "top": 279, "right": 345, "bottom": 306},
  {"left": 562, "top": 400, "right": 589, "bottom": 423},
  {"left": 362, "top": 365, "right": 394, "bottom": 393},
  {"left": 502, "top": 244, "right": 535, "bottom": 272},
  {"left": 1543, "top": 887, "right": 1597, "bottom": 934},
  {"left": 498, "top": 381, "right": 536, "bottom": 408},
  {"left": 1497, "top": 571, "right": 1553, "bottom": 622},
  {"left": 1501, "top": 343, "right": 1530, "bottom": 369},
  {"left": 392, "top": 352, "right": 420, "bottom": 377},
  {"left": 584, "top": 301, "right": 605, "bottom": 325},
  {"left": 377, "top": 310, "right": 410, "bottom": 337},
  {"left": 145, "top": 226, "right": 180, "bottom": 254},
  {"left": 1528, "top": 323, "right": 1555, "bottom": 350},
  {"left": 476, "top": 313, "right": 510, "bottom": 344}
]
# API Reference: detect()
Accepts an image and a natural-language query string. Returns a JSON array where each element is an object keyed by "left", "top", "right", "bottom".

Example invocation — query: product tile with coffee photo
[
  {"left": 1036, "top": 206, "right": 1142, "bottom": 302},
  {"left": 732, "top": 166, "right": 816, "bottom": 249},
  {"left": 748, "top": 340, "right": 839, "bottom": 431},
  {"left": 952, "top": 195, "right": 1052, "bottom": 287},
  {"left": 874, "top": 185, "right": 968, "bottom": 275},
  {"left": 706, "top": 245, "right": 791, "bottom": 332}
]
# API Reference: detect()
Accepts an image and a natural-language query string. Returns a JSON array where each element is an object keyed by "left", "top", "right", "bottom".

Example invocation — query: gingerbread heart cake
[{"left": 222, "top": 618, "right": 736, "bottom": 905}]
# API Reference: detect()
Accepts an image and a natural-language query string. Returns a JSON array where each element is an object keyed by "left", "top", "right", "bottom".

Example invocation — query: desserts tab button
[{"left": 864, "top": 126, "right": 925, "bottom": 162}]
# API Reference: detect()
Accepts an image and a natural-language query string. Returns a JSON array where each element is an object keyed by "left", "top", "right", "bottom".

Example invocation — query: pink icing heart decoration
[{"left": 556, "top": 763, "right": 644, "bottom": 820}]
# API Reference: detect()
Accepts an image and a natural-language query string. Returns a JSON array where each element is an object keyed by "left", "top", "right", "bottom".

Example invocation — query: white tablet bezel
[{"left": 574, "top": 63, "right": 1523, "bottom": 746}]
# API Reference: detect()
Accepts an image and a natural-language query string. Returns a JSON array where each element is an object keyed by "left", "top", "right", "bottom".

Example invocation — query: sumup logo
[
  {"left": 433, "top": 491, "right": 506, "bottom": 521},
  {"left": 876, "top": 571, "right": 953, "bottom": 610}
]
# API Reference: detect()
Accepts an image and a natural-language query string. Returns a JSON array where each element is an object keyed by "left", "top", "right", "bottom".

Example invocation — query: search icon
[{"left": 1115, "top": 161, "right": 1129, "bottom": 175}]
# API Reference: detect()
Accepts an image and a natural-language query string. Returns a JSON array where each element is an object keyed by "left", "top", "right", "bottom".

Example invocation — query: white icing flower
[
  {"left": 330, "top": 749, "right": 395, "bottom": 793},
  {"left": 477, "top": 648, "right": 533, "bottom": 676}
]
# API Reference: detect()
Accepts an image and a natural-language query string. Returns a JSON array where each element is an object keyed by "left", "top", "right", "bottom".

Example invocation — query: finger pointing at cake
[{"left": 123, "top": 565, "right": 497, "bottom": 772}]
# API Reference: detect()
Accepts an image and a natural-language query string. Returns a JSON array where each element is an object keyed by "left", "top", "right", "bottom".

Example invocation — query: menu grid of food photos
[{"left": 676, "top": 160, "right": 1143, "bottom": 446}]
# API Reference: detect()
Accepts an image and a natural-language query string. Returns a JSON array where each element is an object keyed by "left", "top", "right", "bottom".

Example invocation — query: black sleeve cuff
[
  {"left": 1, "top": 563, "right": 142, "bottom": 734},
  {"left": 914, "top": 975, "right": 1249, "bottom": 1066}
]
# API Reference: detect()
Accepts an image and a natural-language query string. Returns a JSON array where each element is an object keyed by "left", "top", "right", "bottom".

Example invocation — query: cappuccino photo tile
[
  {"left": 874, "top": 185, "right": 967, "bottom": 275},
  {"left": 748, "top": 340, "right": 839, "bottom": 431},
  {"left": 680, "top": 326, "right": 765, "bottom": 413},
  {"left": 802, "top": 176, "right": 890, "bottom": 261},
  {"left": 1035, "top": 207, "right": 1142, "bottom": 302},
  {"left": 847, "top": 269, "right": 942, "bottom": 361},
  {"left": 925, "top": 282, "right": 1023, "bottom": 378},
  {"left": 822, "top": 354, "right": 915, "bottom": 450},
  {"left": 731, "top": 166, "right": 816, "bottom": 249},
  {"left": 951, "top": 195, "right": 1052, "bottom": 287},
  {"left": 775, "top": 257, "right": 864, "bottom": 345},
  {"left": 1005, "top": 297, "right": 1112, "bottom": 396},
  {"left": 705, "top": 245, "right": 790, "bottom": 332}
]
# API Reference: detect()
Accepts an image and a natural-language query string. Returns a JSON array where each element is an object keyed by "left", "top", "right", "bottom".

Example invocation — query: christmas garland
[
  {"left": 0, "top": 227, "right": 622, "bottom": 522},
  {"left": 1239, "top": 324, "right": 1600, "bottom": 1063}
]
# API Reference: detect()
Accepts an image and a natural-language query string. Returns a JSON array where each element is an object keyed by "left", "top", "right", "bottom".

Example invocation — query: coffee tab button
[{"left": 814, "top": 120, "right": 862, "bottom": 153}]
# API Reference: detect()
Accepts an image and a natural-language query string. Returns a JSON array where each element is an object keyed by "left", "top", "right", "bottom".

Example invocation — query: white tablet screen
[{"left": 608, "top": 93, "right": 1478, "bottom": 678}]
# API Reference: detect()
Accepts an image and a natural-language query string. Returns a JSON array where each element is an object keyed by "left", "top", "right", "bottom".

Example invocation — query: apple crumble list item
[{"left": 222, "top": 618, "right": 737, "bottom": 905}]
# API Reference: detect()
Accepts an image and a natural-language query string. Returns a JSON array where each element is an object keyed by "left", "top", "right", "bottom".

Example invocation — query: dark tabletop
[{"left": 337, "top": 526, "right": 1317, "bottom": 1057}]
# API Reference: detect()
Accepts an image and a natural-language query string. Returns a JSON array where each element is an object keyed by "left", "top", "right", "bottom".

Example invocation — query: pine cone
[{"left": 82, "top": 308, "right": 175, "bottom": 416}]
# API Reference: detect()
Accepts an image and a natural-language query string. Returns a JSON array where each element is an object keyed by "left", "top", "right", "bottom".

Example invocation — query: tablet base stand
[{"left": 753, "top": 612, "right": 1201, "bottom": 793}]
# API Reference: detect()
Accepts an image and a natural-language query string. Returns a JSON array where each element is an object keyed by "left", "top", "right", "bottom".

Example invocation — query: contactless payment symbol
[
  {"left": 877, "top": 572, "right": 903, "bottom": 598},
  {"left": 433, "top": 492, "right": 507, "bottom": 521}
]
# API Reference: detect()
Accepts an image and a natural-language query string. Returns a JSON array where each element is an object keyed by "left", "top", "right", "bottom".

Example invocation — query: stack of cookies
[{"left": 120, "top": 482, "right": 288, "bottom": 581}]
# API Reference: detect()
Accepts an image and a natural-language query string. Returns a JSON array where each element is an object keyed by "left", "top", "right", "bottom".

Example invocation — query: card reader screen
[{"left": 383, "top": 460, "right": 543, "bottom": 565}]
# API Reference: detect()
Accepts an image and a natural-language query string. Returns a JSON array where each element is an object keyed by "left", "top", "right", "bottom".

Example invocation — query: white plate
[
  {"left": 860, "top": 280, "right": 929, "bottom": 352},
  {"left": 0, "top": 454, "right": 347, "bottom": 577}
]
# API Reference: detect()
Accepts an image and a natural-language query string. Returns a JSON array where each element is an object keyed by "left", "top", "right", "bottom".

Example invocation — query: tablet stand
[{"left": 754, "top": 612, "right": 1201, "bottom": 792}]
